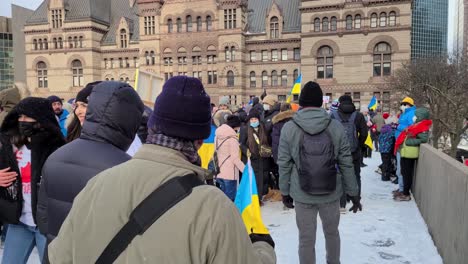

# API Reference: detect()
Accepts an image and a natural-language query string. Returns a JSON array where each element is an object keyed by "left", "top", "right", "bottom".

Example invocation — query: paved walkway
[
  {"left": 262, "top": 153, "right": 443, "bottom": 264},
  {"left": 1, "top": 154, "right": 442, "bottom": 264}
]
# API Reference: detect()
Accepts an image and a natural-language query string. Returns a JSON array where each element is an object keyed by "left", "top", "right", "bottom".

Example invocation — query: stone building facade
[{"left": 23, "top": 0, "right": 411, "bottom": 110}]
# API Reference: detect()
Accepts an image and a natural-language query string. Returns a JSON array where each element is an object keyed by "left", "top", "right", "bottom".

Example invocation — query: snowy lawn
[{"left": 262, "top": 153, "right": 443, "bottom": 264}]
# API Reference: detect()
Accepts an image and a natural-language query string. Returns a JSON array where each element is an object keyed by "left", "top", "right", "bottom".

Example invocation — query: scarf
[
  {"left": 394, "top": 119, "right": 432, "bottom": 155},
  {"left": 146, "top": 129, "right": 201, "bottom": 166}
]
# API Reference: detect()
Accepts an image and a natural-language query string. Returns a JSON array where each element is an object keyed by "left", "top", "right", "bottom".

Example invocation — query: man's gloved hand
[
  {"left": 349, "top": 196, "right": 362, "bottom": 213},
  {"left": 282, "top": 195, "right": 294, "bottom": 209},
  {"left": 250, "top": 233, "right": 275, "bottom": 248}
]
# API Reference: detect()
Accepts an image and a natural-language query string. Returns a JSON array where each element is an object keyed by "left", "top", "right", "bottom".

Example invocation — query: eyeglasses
[{"left": 400, "top": 103, "right": 410, "bottom": 106}]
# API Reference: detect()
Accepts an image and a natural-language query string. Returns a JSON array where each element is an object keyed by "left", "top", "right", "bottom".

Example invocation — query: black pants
[
  {"left": 251, "top": 157, "right": 271, "bottom": 197},
  {"left": 401, "top": 158, "right": 416, "bottom": 195},
  {"left": 340, "top": 151, "right": 361, "bottom": 208},
  {"left": 381, "top": 153, "right": 393, "bottom": 180}
]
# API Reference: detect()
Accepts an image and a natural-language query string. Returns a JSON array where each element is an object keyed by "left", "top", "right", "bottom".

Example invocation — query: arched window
[
  {"left": 317, "top": 46, "right": 333, "bottom": 79},
  {"left": 355, "top": 15, "right": 361, "bottom": 29},
  {"left": 53, "top": 38, "right": 57, "bottom": 49},
  {"left": 206, "top": 16, "right": 212, "bottom": 31},
  {"left": 145, "top": 51, "right": 150, "bottom": 65},
  {"left": 36, "top": 61, "right": 47, "bottom": 88},
  {"left": 371, "top": 13, "right": 378, "bottom": 28},
  {"left": 168, "top": 19, "right": 173, "bottom": 33},
  {"left": 330, "top": 17, "right": 337, "bottom": 31},
  {"left": 120, "top": 29, "right": 127, "bottom": 48},
  {"left": 68, "top": 36, "right": 73, "bottom": 48},
  {"left": 322, "top": 17, "right": 329, "bottom": 32},
  {"left": 44, "top": 38, "right": 48, "bottom": 50},
  {"left": 389, "top": 11, "right": 396, "bottom": 26},
  {"left": 39, "top": 39, "right": 43, "bottom": 50},
  {"left": 380, "top": 12, "right": 387, "bottom": 27},
  {"left": 150, "top": 51, "right": 155, "bottom": 65},
  {"left": 314, "top": 18, "right": 320, "bottom": 32},
  {"left": 79, "top": 36, "right": 83, "bottom": 48},
  {"left": 71, "top": 59, "right": 83, "bottom": 87},
  {"left": 373, "top": 42, "right": 392, "bottom": 77},
  {"left": 250, "top": 71, "right": 256, "bottom": 88},
  {"left": 186, "top": 15, "right": 192, "bottom": 32},
  {"left": 346, "top": 15, "right": 353, "bottom": 30},
  {"left": 293, "top": 69, "right": 299, "bottom": 81},
  {"left": 227, "top": 70, "right": 234, "bottom": 87},
  {"left": 262, "top": 71, "right": 268, "bottom": 87},
  {"left": 58, "top": 37, "right": 63, "bottom": 48},
  {"left": 271, "top": 70, "right": 278, "bottom": 86},
  {"left": 176, "top": 18, "right": 182, "bottom": 32},
  {"left": 197, "top": 16, "right": 202, "bottom": 31},
  {"left": 225, "top": 47, "right": 231, "bottom": 62},
  {"left": 74, "top": 36, "right": 78, "bottom": 48},
  {"left": 231, "top": 46, "right": 236, "bottom": 61},
  {"left": 270, "top": 16, "right": 279, "bottom": 38},
  {"left": 33, "top": 39, "right": 37, "bottom": 50},
  {"left": 281, "top": 70, "right": 288, "bottom": 86},
  {"left": 125, "top": 77, "right": 130, "bottom": 83}
]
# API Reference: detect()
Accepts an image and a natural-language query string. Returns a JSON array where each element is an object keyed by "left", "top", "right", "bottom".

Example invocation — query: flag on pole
[
  {"left": 234, "top": 159, "right": 269, "bottom": 235},
  {"left": 286, "top": 74, "right": 302, "bottom": 103},
  {"left": 368, "top": 96, "right": 378, "bottom": 111}
]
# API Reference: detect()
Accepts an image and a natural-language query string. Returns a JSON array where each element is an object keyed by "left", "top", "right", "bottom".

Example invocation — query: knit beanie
[
  {"left": 47, "top": 95, "right": 62, "bottom": 105},
  {"left": 226, "top": 115, "right": 241, "bottom": 129},
  {"left": 219, "top": 96, "right": 230, "bottom": 106},
  {"left": 76, "top": 81, "right": 102, "bottom": 104},
  {"left": 148, "top": 76, "right": 211, "bottom": 140},
  {"left": 299, "top": 81, "right": 323, "bottom": 107},
  {"left": 339, "top": 95, "right": 353, "bottom": 103},
  {"left": 247, "top": 109, "right": 261, "bottom": 120},
  {"left": 16, "top": 97, "right": 59, "bottom": 126},
  {"left": 263, "top": 95, "right": 278, "bottom": 106},
  {"left": 383, "top": 112, "right": 390, "bottom": 119}
]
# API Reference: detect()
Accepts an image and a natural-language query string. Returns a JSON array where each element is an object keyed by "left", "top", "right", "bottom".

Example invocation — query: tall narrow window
[
  {"left": 37, "top": 61, "right": 47, "bottom": 88},
  {"left": 104, "top": 58, "right": 108, "bottom": 69},
  {"left": 144, "top": 16, "right": 148, "bottom": 35},
  {"left": 33, "top": 39, "right": 37, "bottom": 50},
  {"left": 250, "top": 71, "right": 256, "bottom": 88},
  {"left": 317, "top": 46, "right": 333, "bottom": 79},
  {"left": 145, "top": 51, "right": 150, "bottom": 65},
  {"left": 39, "top": 39, "right": 43, "bottom": 50},
  {"left": 72, "top": 59, "right": 84, "bottom": 87},
  {"left": 271, "top": 71, "right": 278, "bottom": 86},
  {"left": 177, "top": 18, "right": 182, "bottom": 32},
  {"left": 355, "top": 15, "right": 361, "bottom": 29},
  {"left": 197, "top": 16, "right": 202, "bottom": 31},
  {"left": 331, "top": 17, "right": 337, "bottom": 31},
  {"left": 346, "top": 15, "right": 353, "bottom": 30},
  {"left": 373, "top": 42, "right": 392, "bottom": 77},
  {"left": 186, "top": 15, "right": 192, "bottom": 32},
  {"left": 380, "top": 12, "right": 387, "bottom": 27},
  {"left": 314, "top": 18, "right": 320, "bottom": 32},
  {"left": 293, "top": 69, "right": 299, "bottom": 81},
  {"left": 225, "top": 47, "right": 231, "bottom": 62},
  {"left": 68, "top": 37, "right": 73, "bottom": 48},
  {"left": 119, "top": 58, "right": 123, "bottom": 68},
  {"left": 322, "top": 17, "right": 329, "bottom": 32},
  {"left": 262, "top": 71, "right": 268, "bottom": 87},
  {"left": 110, "top": 58, "right": 114, "bottom": 68},
  {"left": 281, "top": 49, "right": 288, "bottom": 61},
  {"left": 206, "top": 16, "right": 212, "bottom": 31},
  {"left": 250, "top": 51, "right": 256, "bottom": 62},
  {"left": 271, "top": 49, "right": 278, "bottom": 62},
  {"left": 371, "top": 13, "right": 378, "bottom": 28},
  {"left": 53, "top": 38, "right": 57, "bottom": 49},
  {"left": 270, "top": 17, "right": 279, "bottom": 38},
  {"left": 294, "top": 48, "right": 300, "bottom": 60},
  {"left": 58, "top": 37, "right": 63, "bottom": 48},
  {"left": 227, "top": 71, "right": 234, "bottom": 87},
  {"left": 120, "top": 29, "right": 127, "bottom": 48},
  {"left": 44, "top": 38, "right": 48, "bottom": 50},
  {"left": 388, "top": 11, "right": 396, "bottom": 26},
  {"left": 150, "top": 51, "right": 155, "bottom": 65},
  {"left": 151, "top": 16, "right": 155, "bottom": 34},
  {"left": 168, "top": 19, "right": 173, "bottom": 33},
  {"left": 281, "top": 70, "right": 288, "bottom": 86},
  {"left": 262, "top": 50, "right": 268, "bottom": 61},
  {"left": 79, "top": 36, "right": 83, "bottom": 48},
  {"left": 74, "top": 36, "right": 78, "bottom": 48}
]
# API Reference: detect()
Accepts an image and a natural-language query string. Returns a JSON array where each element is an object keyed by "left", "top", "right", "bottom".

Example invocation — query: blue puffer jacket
[{"left": 395, "top": 106, "right": 416, "bottom": 139}]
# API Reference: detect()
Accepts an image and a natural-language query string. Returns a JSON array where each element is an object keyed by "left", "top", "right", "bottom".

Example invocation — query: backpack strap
[{"left": 95, "top": 174, "right": 204, "bottom": 264}]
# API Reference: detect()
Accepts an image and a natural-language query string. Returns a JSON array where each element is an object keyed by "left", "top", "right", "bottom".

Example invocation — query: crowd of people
[{"left": 0, "top": 76, "right": 432, "bottom": 264}]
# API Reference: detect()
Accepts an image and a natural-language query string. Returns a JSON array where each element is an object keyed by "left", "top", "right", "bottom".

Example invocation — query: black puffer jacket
[
  {"left": 334, "top": 101, "right": 368, "bottom": 155},
  {"left": 38, "top": 81, "right": 144, "bottom": 241}
]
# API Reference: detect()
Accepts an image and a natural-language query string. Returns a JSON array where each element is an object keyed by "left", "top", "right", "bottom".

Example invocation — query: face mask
[
  {"left": 263, "top": 104, "right": 270, "bottom": 111},
  {"left": 250, "top": 121, "right": 260, "bottom": 128},
  {"left": 412, "top": 116, "right": 417, "bottom": 123},
  {"left": 18, "top": 121, "right": 38, "bottom": 137}
]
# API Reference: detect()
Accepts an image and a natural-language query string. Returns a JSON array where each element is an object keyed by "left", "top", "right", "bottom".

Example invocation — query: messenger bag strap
[{"left": 95, "top": 174, "right": 204, "bottom": 264}]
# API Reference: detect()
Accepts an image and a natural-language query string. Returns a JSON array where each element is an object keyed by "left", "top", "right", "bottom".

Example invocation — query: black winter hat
[
  {"left": 339, "top": 95, "right": 353, "bottom": 103},
  {"left": 226, "top": 115, "right": 241, "bottom": 129},
  {"left": 16, "top": 97, "right": 59, "bottom": 126},
  {"left": 247, "top": 109, "right": 261, "bottom": 120},
  {"left": 75, "top": 81, "right": 102, "bottom": 104},
  {"left": 47, "top": 95, "right": 63, "bottom": 105},
  {"left": 148, "top": 76, "right": 211, "bottom": 140},
  {"left": 299, "top": 81, "right": 323, "bottom": 107}
]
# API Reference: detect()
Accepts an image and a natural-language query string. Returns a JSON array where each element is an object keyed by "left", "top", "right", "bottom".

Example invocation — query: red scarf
[{"left": 394, "top": 119, "right": 432, "bottom": 155}]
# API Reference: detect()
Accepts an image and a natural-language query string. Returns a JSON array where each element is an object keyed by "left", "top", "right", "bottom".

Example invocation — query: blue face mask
[{"left": 250, "top": 121, "right": 260, "bottom": 128}]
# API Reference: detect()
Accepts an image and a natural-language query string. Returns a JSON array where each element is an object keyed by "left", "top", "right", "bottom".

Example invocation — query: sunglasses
[{"left": 400, "top": 103, "right": 410, "bottom": 106}]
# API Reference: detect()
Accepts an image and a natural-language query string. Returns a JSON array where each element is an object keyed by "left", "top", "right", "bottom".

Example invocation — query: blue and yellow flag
[
  {"left": 286, "top": 74, "right": 302, "bottom": 103},
  {"left": 235, "top": 160, "right": 269, "bottom": 235},
  {"left": 368, "top": 96, "right": 378, "bottom": 111},
  {"left": 365, "top": 133, "right": 373, "bottom": 150},
  {"left": 198, "top": 124, "right": 216, "bottom": 169}
]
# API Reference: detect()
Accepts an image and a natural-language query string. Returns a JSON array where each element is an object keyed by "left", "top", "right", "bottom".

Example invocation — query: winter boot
[
  {"left": 381, "top": 174, "right": 390, "bottom": 181},
  {"left": 394, "top": 195, "right": 411, "bottom": 202}
]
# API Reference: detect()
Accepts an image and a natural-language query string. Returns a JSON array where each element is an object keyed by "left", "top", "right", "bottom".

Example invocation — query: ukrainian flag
[
  {"left": 286, "top": 74, "right": 302, "bottom": 103},
  {"left": 368, "top": 96, "right": 378, "bottom": 111},
  {"left": 235, "top": 159, "right": 269, "bottom": 235},
  {"left": 365, "top": 133, "right": 373, "bottom": 150},
  {"left": 198, "top": 124, "right": 216, "bottom": 169}
]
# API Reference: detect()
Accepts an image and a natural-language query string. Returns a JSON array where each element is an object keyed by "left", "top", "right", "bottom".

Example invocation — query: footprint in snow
[
  {"left": 362, "top": 238, "right": 395, "bottom": 248},
  {"left": 268, "top": 224, "right": 280, "bottom": 228},
  {"left": 364, "top": 226, "right": 377, "bottom": 233},
  {"left": 378, "top": 252, "right": 402, "bottom": 260}
]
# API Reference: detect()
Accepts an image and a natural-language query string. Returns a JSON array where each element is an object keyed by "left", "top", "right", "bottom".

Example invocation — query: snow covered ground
[
  {"left": 262, "top": 154, "right": 443, "bottom": 264},
  {"left": 0, "top": 154, "right": 443, "bottom": 264}
]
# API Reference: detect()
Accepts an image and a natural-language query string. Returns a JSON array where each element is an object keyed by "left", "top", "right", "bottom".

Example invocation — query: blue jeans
[
  {"left": 396, "top": 152, "right": 404, "bottom": 192},
  {"left": 1, "top": 223, "right": 46, "bottom": 264},
  {"left": 217, "top": 179, "right": 238, "bottom": 201}
]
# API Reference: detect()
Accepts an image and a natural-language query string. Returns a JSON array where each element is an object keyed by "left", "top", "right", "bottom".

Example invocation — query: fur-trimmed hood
[{"left": 272, "top": 110, "right": 295, "bottom": 125}]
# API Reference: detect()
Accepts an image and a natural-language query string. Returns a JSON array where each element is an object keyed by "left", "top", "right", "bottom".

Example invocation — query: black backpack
[
  {"left": 332, "top": 111, "right": 359, "bottom": 153},
  {"left": 293, "top": 120, "right": 337, "bottom": 195},
  {"left": 211, "top": 137, "right": 233, "bottom": 175}
]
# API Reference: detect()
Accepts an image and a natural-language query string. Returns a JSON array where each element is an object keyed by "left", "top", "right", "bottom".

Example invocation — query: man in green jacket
[
  {"left": 48, "top": 76, "right": 276, "bottom": 264},
  {"left": 278, "top": 81, "right": 362, "bottom": 264}
]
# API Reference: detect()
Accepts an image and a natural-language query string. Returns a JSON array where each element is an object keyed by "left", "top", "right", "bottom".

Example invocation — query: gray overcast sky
[{"left": 0, "top": 0, "right": 43, "bottom": 17}]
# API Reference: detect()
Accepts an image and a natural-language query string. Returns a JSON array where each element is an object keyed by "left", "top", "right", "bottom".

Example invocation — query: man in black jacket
[
  {"left": 332, "top": 95, "right": 368, "bottom": 211},
  {"left": 37, "top": 81, "right": 144, "bottom": 246}
]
